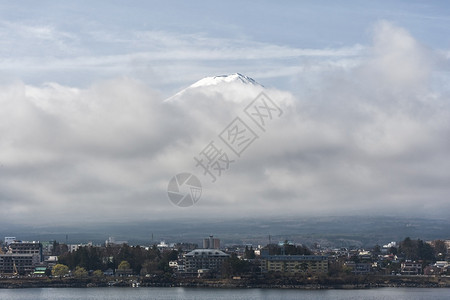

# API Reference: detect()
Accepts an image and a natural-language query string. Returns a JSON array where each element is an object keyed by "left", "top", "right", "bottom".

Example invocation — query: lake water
[{"left": 0, "top": 287, "right": 449, "bottom": 300}]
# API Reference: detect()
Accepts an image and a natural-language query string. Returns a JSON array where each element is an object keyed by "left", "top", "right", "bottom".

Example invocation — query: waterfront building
[
  {"left": 401, "top": 261, "right": 422, "bottom": 275},
  {"left": 183, "top": 249, "right": 229, "bottom": 275},
  {"left": 0, "top": 253, "right": 34, "bottom": 274},
  {"left": 8, "top": 241, "right": 43, "bottom": 263},
  {"left": 4, "top": 237, "right": 16, "bottom": 246},
  {"left": 261, "top": 254, "right": 328, "bottom": 274}
]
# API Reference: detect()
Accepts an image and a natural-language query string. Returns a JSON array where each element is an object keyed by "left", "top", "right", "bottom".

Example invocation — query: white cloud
[
  {"left": 0, "top": 21, "right": 450, "bottom": 224},
  {"left": 0, "top": 21, "right": 364, "bottom": 89}
]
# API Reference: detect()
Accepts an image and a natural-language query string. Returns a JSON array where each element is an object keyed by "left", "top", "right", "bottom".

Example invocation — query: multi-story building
[
  {"left": 4, "top": 237, "right": 16, "bottom": 246},
  {"left": 261, "top": 254, "right": 328, "bottom": 274},
  {"left": 0, "top": 253, "right": 34, "bottom": 274},
  {"left": 8, "top": 241, "right": 43, "bottom": 263},
  {"left": 401, "top": 261, "right": 422, "bottom": 275},
  {"left": 0, "top": 241, "right": 43, "bottom": 274},
  {"left": 105, "top": 237, "right": 127, "bottom": 246},
  {"left": 183, "top": 249, "right": 229, "bottom": 275},
  {"left": 344, "top": 261, "right": 372, "bottom": 274},
  {"left": 203, "top": 235, "right": 220, "bottom": 249}
]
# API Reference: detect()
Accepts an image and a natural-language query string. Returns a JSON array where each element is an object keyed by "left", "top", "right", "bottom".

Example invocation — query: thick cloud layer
[{"left": 0, "top": 22, "right": 449, "bottom": 224}]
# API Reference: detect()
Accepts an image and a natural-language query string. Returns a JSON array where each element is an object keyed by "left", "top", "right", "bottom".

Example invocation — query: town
[{"left": 1, "top": 235, "right": 449, "bottom": 288}]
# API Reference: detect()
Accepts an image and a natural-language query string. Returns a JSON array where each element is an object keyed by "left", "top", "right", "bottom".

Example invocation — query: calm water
[{"left": 0, "top": 287, "right": 449, "bottom": 300}]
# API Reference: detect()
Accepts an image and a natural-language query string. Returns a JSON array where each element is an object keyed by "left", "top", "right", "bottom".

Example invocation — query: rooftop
[{"left": 185, "top": 249, "right": 229, "bottom": 257}]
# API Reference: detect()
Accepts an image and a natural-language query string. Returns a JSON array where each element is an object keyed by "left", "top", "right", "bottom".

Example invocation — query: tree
[
  {"left": 342, "top": 265, "right": 352, "bottom": 275},
  {"left": 93, "top": 269, "right": 104, "bottom": 279},
  {"left": 399, "top": 237, "right": 417, "bottom": 260},
  {"left": 417, "top": 240, "right": 435, "bottom": 262},
  {"left": 73, "top": 266, "right": 88, "bottom": 279},
  {"left": 52, "top": 241, "right": 69, "bottom": 256},
  {"left": 244, "top": 246, "right": 256, "bottom": 259},
  {"left": 118, "top": 260, "right": 131, "bottom": 270},
  {"left": 373, "top": 245, "right": 381, "bottom": 255},
  {"left": 387, "top": 262, "right": 400, "bottom": 275},
  {"left": 433, "top": 240, "right": 447, "bottom": 258},
  {"left": 300, "top": 262, "right": 309, "bottom": 273},
  {"left": 52, "top": 264, "right": 69, "bottom": 278},
  {"left": 165, "top": 249, "right": 179, "bottom": 262},
  {"left": 58, "top": 246, "right": 103, "bottom": 271},
  {"left": 389, "top": 246, "right": 398, "bottom": 255},
  {"left": 398, "top": 237, "right": 435, "bottom": 262},
  {"left": 221, "top": 253, "right": 251, "bottom": 278},
  {"left": 140, "top": 259, "right": 159, "bottom": 276}
]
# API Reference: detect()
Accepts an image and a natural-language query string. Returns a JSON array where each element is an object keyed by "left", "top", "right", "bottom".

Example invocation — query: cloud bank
[{"left": 0, "top": 21, "right": 449, "bottom": 224}]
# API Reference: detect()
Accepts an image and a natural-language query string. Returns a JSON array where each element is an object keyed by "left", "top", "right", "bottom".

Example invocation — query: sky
[{"left": 1, "top": 1, "right": 450, "bottom": 225}]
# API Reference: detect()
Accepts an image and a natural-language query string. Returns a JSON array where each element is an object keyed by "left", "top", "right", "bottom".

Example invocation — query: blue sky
[
  {"left": 1, "top": 1, "right": 450, "bottom": 224},
  {"left": 1, "top": 1, "right": 449, "bottom": 92}
]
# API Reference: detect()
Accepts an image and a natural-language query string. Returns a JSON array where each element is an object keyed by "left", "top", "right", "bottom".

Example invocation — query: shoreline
[{"left": 1, "top": 276, "right": 449, "bottom": 289}]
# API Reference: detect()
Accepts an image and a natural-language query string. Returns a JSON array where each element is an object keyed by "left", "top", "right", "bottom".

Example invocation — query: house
[
  {"left": 401, "top": 261, "right": 422, "bottom": 275},
  {"left": 169, "top": 260, "right": 178, "bottom": 268},
  {"left": 344, "top": 261, "right": 372, "bottom": 275},
  {"left": 115, "top": 268, "right": 133, "bottom": 276},
  {"left": 424, "top": 261, "right": 449, "bottom": 275},
  {"left": 103, "top": 268, "right": 114, "bottom": 276}
]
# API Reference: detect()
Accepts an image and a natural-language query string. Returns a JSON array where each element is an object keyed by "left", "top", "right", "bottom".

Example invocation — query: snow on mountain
[
  {"left": 190, "top": 73, "right": 261, "bottom": 88},
  {"left": 162, "top": 73, "right": 293, "bottom": 136},
  {"left": 164, "top": 73, "right": 264, "bottom": 103}
]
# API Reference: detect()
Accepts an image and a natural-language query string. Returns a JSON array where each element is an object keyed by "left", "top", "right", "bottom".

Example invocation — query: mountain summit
[
  {"left": 165, "top": 73, "right": 263, "bottom": 102},
  {"left": 190, "top": 73, "right": 261, "bottom": 88}
]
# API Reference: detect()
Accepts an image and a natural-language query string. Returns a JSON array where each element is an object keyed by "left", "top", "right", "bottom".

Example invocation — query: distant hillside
[{"left": 1, "top": 216, "right": 449, "bottom": 248}]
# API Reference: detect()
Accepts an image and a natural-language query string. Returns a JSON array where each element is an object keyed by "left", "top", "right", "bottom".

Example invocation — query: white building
[{"left": 4, "top": 237, "right": 16, "bottom": 246}]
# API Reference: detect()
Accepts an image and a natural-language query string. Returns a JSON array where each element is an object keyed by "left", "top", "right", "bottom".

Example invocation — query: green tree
[
  {"left": 300, "top": 262, "right": 309, "bottom": 273},
  {"left": 342, "top": 265, "right": 352, "bottom": 275},
  {"left": 154, "top": 250, "right": 178, "bottom": 274},
  {"left": 93, "top": 269, "right": 104, "bottom": 279},
  {"left": 433, "top": 240, "right": 447, "bottom": 258},
  {"left": 373, "top": 245, "right": 381, "bottom": 255},
  {"left": 389, "top": 246, "right": 398, "bottom": 255},
  {"left": 244, "top": 246, "right": 256, "bottom": 259},
  {"left": 58, "top": 246, "right": 103, "bottom": 271},
  {"left": 221, "top": 253, "right": 251, "bottom": 278},
  {"left": 52, "top": 241, "right": 69, "bottom": 256},
  {"left": 140, "top": 259, "right": 159, "bottom": 276},
  {"left": 399, "top": 237, "right": 417, "bottom": 260},
  {"left": 398, "top": 237, "right": 435, "bottom": 262},
  {"left": 73, "top": 266, "right": 88, "bottom": 279},
  {"left": 118, "top": 260, "right": 131, "bottom": 270},
  {"left": 52, "top": 264, "right": 69, "bottom": 278},
  {"left": 165, "top": 249, "right": 179, "bottom": 261},
  {"left": 417, "top": 240, "right": 435, "bottom": 262},
  {"left": 387, "top": 262, "right": 401, "bottom": 275}
]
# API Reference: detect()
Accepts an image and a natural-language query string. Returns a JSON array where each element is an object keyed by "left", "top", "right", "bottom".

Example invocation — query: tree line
[{"left": 57, "top": 244, "right": 178, "bottom": 276}]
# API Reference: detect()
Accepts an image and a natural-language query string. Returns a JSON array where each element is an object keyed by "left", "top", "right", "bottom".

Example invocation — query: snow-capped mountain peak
[
  {"left": 190, "top": 73, "right": 261, "bottom": 88},
  {"left": 165, "top": 73, "right": 263, "bottom": 102}
]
